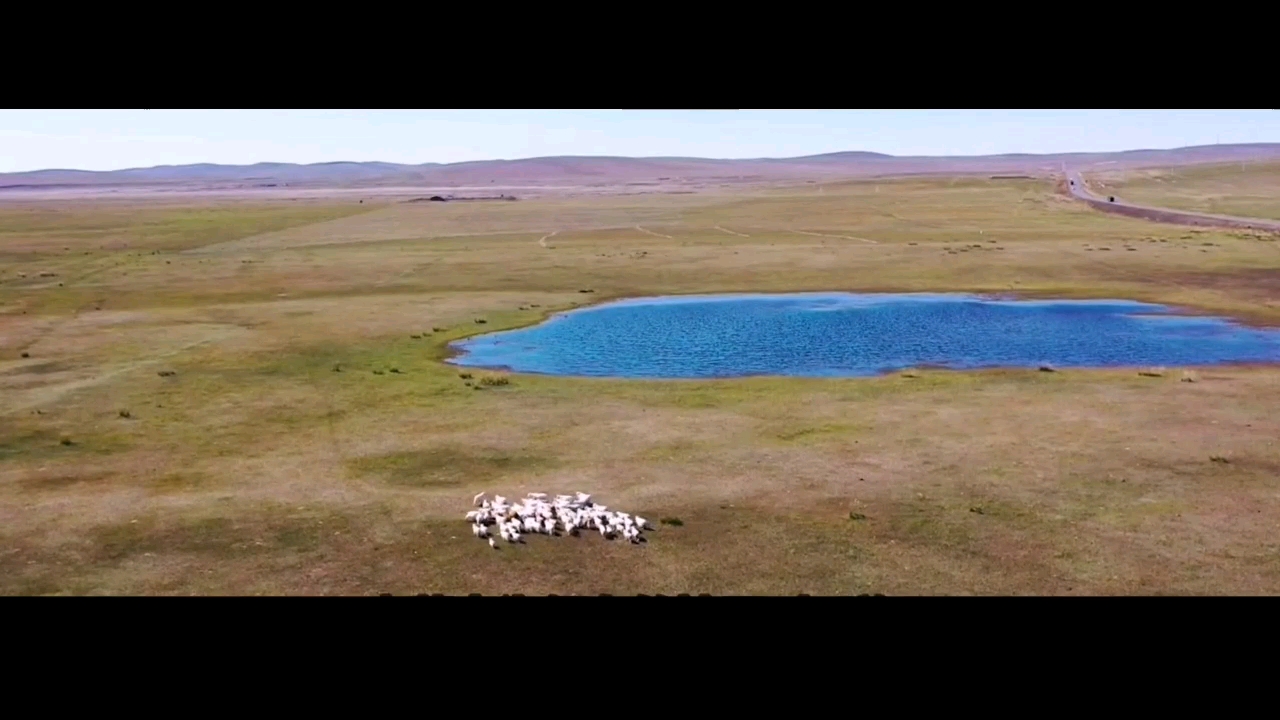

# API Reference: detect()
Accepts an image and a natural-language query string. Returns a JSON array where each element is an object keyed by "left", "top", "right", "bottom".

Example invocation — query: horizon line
[{"left": 6, "top": 142, "right": 1279, "bottom": 176}]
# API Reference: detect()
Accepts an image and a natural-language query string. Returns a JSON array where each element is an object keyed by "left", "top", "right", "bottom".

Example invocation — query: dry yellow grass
[
  {"left": 2, "top": 177, "right": 1279, "bottom": 595},
  {"left": 1097, "top": 161, "right": 1280, "bottom": 221}
]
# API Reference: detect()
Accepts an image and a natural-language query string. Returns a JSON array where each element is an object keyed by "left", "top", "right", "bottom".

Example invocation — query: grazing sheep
[
  {"left": 463, "top": 491, "right": 652, "bottom": 548},
  {"left": 465, "top": 489, "right": 655, "bottom": 545}
]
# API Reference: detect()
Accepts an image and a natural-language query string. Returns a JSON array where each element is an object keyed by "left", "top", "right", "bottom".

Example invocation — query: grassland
[
  {"left": 1097, "top": 161, "right": 1280, "bottom": 221},
  {"left": 3, "top": 178, "right": 1280, "bottom": 595}
]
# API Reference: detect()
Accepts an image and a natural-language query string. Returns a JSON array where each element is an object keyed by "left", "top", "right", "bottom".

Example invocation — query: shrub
[
  {"left": 660, "top": 517, "right": 684, "bottom": 527},
  {"left": 479, "top": 375, "right": 509, "bottom": 386}
]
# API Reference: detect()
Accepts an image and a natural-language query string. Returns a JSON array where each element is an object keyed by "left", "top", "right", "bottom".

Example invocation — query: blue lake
[{"left": 446, "top": 293, "right": 1280, "bottom": 379}]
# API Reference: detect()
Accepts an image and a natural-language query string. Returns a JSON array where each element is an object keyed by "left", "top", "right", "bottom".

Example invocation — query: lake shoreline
[{"left": 445, "top": 291, "right": 1280, "bottom": 380}]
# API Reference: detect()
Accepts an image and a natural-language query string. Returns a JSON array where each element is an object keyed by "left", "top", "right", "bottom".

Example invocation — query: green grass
[
  {"left": 772, "top": 422, "right": 865, "bottom": 444},
  {"left": 0, "top": 202, "right": 380, "bottom": 255},
  {"left": 4, "top": 176, "right": 1280, "bottom": 595},
  {"left": 346, "top": 447, "right": 557, "bottom": 488},
  {"left": 0, "top": 424, "right": 132, "bottom": 461}
]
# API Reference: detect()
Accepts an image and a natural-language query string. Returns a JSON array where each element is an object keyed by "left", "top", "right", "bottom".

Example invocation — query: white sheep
[{"left": 465, "top": 491, "right": 652, "bottom": 548}]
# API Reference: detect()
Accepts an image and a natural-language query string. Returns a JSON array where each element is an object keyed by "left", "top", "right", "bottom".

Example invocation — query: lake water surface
[{"left": 447, "top": 293, "right": 1280, "bottom": 379}]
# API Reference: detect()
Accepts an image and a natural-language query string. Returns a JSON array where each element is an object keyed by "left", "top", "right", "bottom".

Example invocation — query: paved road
[{"left": 1065, "top": 171, "right": 1280, "bottom": 231}]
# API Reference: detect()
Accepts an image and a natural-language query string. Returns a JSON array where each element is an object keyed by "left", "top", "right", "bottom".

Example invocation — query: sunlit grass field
[
  {"left": 3, "top": 177, "right": 1279, "bottom": 595},
  {"left": 1097, "top": 161, "right": 1280, "bottom": 221}
]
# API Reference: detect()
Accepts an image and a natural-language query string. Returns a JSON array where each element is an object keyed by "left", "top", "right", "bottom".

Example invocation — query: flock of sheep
[{"left": 465, "top": 492, "right": 652, "bottom": 549}]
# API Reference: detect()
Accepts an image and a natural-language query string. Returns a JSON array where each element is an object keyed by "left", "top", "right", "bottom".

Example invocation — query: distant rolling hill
[{"left": 4, "top": 144, "right": 1280, "bottom": 189}]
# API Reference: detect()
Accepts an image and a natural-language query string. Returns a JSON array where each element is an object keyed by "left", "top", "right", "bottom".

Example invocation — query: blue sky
[{"left": 1, "top": 110, "right": 1277, "bottom": 173}]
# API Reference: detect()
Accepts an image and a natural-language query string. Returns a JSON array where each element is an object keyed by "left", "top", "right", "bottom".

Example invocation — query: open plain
[
  {"left": 3, "top": 165, "right": 1280, "bottom": 595},
  {"left": 1090, "top": 161, "right": 1280, "bottom": 222}
]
